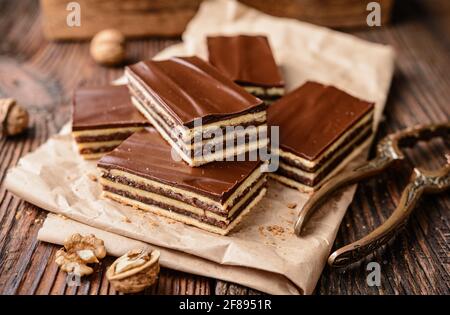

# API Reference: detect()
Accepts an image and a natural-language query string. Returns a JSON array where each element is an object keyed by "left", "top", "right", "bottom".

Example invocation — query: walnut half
[
  {"left": 106, "top": 249, "right": 160, "bottom": 293},
  {"left": 0, "top": 98, "right": 29, "bottom": 137},
  {"left": 55, "top": 233, "right": 107, "bottom": 277}
]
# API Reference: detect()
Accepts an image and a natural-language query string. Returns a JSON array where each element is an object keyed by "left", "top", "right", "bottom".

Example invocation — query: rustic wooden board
[{"left": 0, "top": 0, "right": 449, "bottom": 295}]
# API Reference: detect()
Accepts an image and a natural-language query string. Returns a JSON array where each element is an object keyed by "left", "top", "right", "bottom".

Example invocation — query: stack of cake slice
[
  {"left": 72, "top": 85, "right": 150, "bottom": 159},
  {"left": 125, "top": 56, "right": 268, "bottom": 166},
  {"left": 268, "top": 81, "right": 374, "bottom": 192},
  {"left": 98, "top": 128, "right": 267, "bottom": 235},
  {"left": 207, "top": 35, "right": 285, "bottom": 102}
]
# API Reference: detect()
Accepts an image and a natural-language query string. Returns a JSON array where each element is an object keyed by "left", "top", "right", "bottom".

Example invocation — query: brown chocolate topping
[
  {"left": 72, "top": 85, "right": 149, "bottom": 131},
  {"left": 268, "top": 81, "right": 374, "bottom": 161},
  {"left": 126, "top": 56, "right": 263, "bottom": 127},
  {"left": 98, "top": 128, "right": 262, "bottom": 202},
  {"left": 207, "top": 35, "right": 284, "bottom": 88}
]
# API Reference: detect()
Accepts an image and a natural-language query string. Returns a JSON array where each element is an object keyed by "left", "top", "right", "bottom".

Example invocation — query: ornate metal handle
[{"left": 328, "top": 165, "right": 450, "bottom": 267}]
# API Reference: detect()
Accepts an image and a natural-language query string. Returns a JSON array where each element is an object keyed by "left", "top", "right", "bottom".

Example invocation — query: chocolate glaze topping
[
  {"left": 126, "top": 56, "right": 263, "bottom": 127},
  {"left": 207, "top": 35, "right": 284, "bottom": 88},
  {"left": 72, "top": 85, "right": 148, "bottom": 131},
  {"left": 98, "top": 128, "right": 262, "bottom": 202},
  {"left": 268, "top": 81, "right": 374, "bottom": 161}
]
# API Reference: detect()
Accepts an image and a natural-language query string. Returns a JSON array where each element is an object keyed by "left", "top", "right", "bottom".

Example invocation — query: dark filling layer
[
  {"left": 277, "top": 128, "right": 372, "bottom": 187},
  {"left": 127, "top": 73, "right": 267, "bottom": 129},
  {"left": 100, "top": 171, "right": 265, "bottom": 215},
  {"left": 102, "top": 182, "right": 267, "bottom": 229},
  {"left": 79, "top": 145, "right": 118, "bottom": 155},
  {"left": 241, "top": 85, "right": 284, "bottom": 100},
  {"left": 75, "top": 131, "right": 137, "bottom": 143},
  {"left": 280, "top": 117, "right": 373, "bottom": 172}
]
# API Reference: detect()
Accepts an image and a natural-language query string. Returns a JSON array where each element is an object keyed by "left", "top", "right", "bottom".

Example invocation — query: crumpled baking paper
[{"left": 5, "top": 0, "right": 394, "bottom": 294}]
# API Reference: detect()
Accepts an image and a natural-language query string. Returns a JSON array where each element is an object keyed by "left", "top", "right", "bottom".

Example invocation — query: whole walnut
[
  {"left": 0, "top": 98, "right": 29, "bottom": 137},
  {"left": 90, "top": 29, "right": 126, "bottom": 66}
]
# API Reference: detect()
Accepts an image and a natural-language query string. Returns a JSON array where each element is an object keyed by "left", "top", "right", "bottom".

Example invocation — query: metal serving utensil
[{"left": 294, "top": 122, "right": 450, "bottom": 268}]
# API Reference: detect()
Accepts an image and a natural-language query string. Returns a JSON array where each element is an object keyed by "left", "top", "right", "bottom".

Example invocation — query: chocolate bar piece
[
  {"left": 268, "top": 81, "right": 374, "bottom": 192},
  {"left": 98, "top": 128, "right": 267, "bottom": 235},
  {"left": 125, "top": 56, "right": 268, "bottom": 166},
  {"left": 207, "top": 35, "right": 284, "bottom": 102},
  {"left": 72, "top": 85, "right": 149, "bottom": 160}
]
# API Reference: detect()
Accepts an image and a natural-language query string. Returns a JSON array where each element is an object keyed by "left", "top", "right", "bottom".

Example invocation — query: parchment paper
[{"left": 4, "top": 0, "right": 395, "bottom": 295}]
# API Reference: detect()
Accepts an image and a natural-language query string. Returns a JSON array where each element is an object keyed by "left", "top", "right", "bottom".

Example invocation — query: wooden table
[{"left": 0, "top": 0, "right": 449, "bottom": 295}]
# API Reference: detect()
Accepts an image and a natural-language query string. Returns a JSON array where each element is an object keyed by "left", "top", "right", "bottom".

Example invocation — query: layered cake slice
[
  {"left": 98, "top": 128, "right": 268, "bottom": 235},
  {"left": 72, "top": 85, "right": 149, "bottom": 160},
  {"left": 125, "top": 56, "right": 268, "bottom": 167},
  {"left": 207, "top": 35, "right": 285, "bottom": 102},
  {"left": 268, "top": 81, "right": 375, "bottom": 192}
]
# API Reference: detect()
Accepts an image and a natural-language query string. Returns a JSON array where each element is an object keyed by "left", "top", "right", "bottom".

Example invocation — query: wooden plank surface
[{"left": 0, "top": 0, "right": 448, "bottom": 295}]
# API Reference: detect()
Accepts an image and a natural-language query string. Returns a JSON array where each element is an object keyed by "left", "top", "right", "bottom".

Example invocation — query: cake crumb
[
  {"left": 266, "top": 225, "right": 285, "bottom": 237},
  {"left": 88, "top": 173, "right": 97, "bottom": 182},
  {"left": 57, "top": 214, "right": 68, "bottom": 220},
  {"left": 122, "top": 217, "right": 131, "bottom": 223},
  {"left": 34, "top": 218, "right": 43, "bottom": 225},
  {"left": 15, "top": 211, "right": 22, "bottom": 220},
  {"left": 286, "top": 202, "right": 297, "bottom": 209},
  {"left": 258, "top": 226, "right": 266, "bottom": 237}
]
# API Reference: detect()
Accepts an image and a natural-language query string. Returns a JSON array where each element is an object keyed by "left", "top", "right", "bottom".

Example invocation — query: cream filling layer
[
  {"left": 102, "top": 187, "right": 267, "bottom": 235},
  {"left": 269, "top": 174, "right": 315, "bottom": 193},
  {"left": 81, "top": 152, "right": 108, "bottom": 160},
  {"left": 244, "top": 86, "right": 285, "bottom": 96},
  {"left": 76, "top": 140, "right": 123, "bottom": 149},
  {"left": 100, "top": 177, "right": 266, "bottom": 223},
  {"left": 72, "top": 126, "right": 144, "bottom": 138},
  {"left": 278, "top": 124, "right": 372, "bottom": 180},
  {"left": 132, "top": 97, "right": 268, "bottom": 166},
  {"left": 127, "top": 71, "right": 267, "bottom": 142},
  {"left": 275, "top": 110, "right": 374, "bottom": 169},
  {"left": 188, "top": 125, "right": 267, "bottom": 151},
  {"left": 99, "top": 166, "right": 264, "bottom": 211}
]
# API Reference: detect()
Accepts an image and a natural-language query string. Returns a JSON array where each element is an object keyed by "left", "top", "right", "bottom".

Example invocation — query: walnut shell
[
  {"left": 106, "top": 249, "right": 160, "bottom": 294},
  {"left": 55, "top": 233, "right": 107, "bottom": 277},
  {"left": 0, "top": 98, "right": 29, "bottom": 136},
  {"left": 90, "top": 29, "right": 126, "bottom": 66}
]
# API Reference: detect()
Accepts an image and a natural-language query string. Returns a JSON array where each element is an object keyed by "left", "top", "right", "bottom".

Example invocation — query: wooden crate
[
  {"left": 239, "top": 0, "right": 394, "bottom": 28},
  {"left": 40, "top": 0, "right": 202, "bottom": 40},
  {"left": 40, "top": 0, "right": 394, "bottom": 40}
]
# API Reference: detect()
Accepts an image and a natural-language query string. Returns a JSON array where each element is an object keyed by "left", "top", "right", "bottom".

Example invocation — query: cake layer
[
  {"left": 125, "top": 56, "right": 264, "bottom": 128},
  {"left": 269, "top": 174, "right": 315, "bottom": 193},
  {"left": 207, "top": 35, "right": 284, "bottom": 88},
  {"left": 97, "top": 128, "right": 263, "bottom": 203},
  {"left": 271, "top": 135, "right": 373, "bottom": 193},
  {"left": 243, "top": 86, "right": 285, "bottom": 100},
  {"left": 278, "top": 110, "right": 373, "bottom": 172},
  {"left": 102, "top": 187, "right": 267, "bottom": 235},
  {"left": 277, "top": 126, "right": 372, "bottom": 187},
  {"left": 127, "top": 72, "right": 267, "bottom": 142},
  {"left": 72, "top": 85, "right": 149, "bottom": 131},
  {"left": 99, "top": 164, "right": 265, "bottom": 214},
  {"left": 130, "top": 91, "right": 267, "bottom": 166},
  {"left": 268, "top": 81, "right": 374, "bottom": 161},
  {"left": 99, "top": 175, "right": 267, "bottom": 223},
  {"left": 73, "top": 126, "right": 144, "bottom": 142}
]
